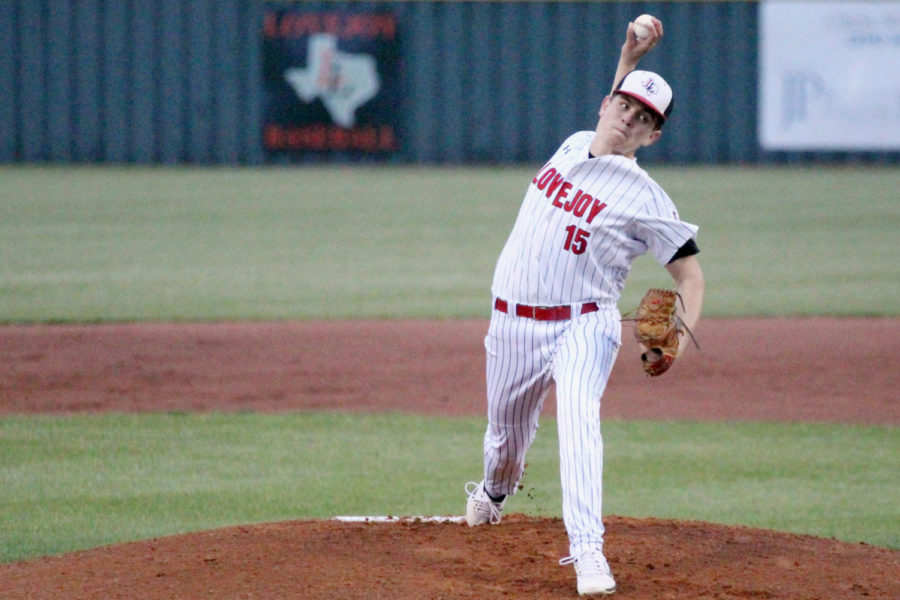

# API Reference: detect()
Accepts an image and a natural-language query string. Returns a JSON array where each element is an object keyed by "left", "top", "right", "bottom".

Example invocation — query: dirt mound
[{"left": 2, "top": 515, "right": 897, "bottom": 599}]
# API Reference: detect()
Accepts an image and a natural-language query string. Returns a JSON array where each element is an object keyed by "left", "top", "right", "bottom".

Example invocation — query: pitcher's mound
[{"left": 3, "top": 515, "right": 897, "bottom": 599}]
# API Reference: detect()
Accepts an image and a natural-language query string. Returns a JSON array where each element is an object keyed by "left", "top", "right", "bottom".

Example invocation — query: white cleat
[
  {"left": 560, "top": 550, "right": 617, "bottom": 595},
  {"left": 464, "top": 480, "right": 505, "bottom": 526}
]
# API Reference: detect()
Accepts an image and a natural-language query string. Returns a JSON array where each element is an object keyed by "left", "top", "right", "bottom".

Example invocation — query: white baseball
[{"left": 633, "top": 14, "right": 655, "bottom": 41}]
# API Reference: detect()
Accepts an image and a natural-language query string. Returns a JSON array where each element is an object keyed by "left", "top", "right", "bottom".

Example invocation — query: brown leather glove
[{"left": 632, "top": 288, "right": 683, "bottom": 377}]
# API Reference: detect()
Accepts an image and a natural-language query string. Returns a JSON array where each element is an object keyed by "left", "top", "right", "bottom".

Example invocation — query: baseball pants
[{"left": 481, "top": 306, "right": 621, "bottom": 557}]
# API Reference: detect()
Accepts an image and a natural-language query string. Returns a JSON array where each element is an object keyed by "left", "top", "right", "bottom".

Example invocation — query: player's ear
[
  {"left": 641, "top": 129, "right": 663, "bottom": 147},
  {"left": 598, "top": 95, "right": 612, "bottom": 118}
]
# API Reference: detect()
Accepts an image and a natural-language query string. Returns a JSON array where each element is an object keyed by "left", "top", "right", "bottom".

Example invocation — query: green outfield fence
[{"left": 3, "top": 0, "right": 897, "bottom": 166}]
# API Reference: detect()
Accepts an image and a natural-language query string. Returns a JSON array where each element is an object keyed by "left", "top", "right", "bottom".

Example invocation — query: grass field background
[
  {"left": 1, "top": 165, "right": 898, "bottom": 562},
  {"left": 2, "top": 165, "right": 898, "bottom": 321},
  {"left": 2, "top": 414, "right": 896, "bottom": 563}
]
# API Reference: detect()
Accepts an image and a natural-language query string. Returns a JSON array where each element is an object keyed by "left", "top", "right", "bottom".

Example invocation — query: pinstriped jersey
[{"left": 491, "top": 131, "right": 698, "bottom": 306}]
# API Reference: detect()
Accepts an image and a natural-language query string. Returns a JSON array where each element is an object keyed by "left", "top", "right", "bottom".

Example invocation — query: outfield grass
[
  {"left": 1, "top": 165, "right": 898, "bottom": 321},
  {"left": 1, "top": 413, "right": 896, "bottom": 563}
]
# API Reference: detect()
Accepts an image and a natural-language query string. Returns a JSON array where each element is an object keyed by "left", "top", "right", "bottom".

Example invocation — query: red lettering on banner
[
  {"left": 323, "top": 14, "right": 340, "bottom": 34},
  {"left": 264, "top": 124, "right": 398, "bottom": 152},
  {"left": 264, "top": 12, "right": 397, "bottom": 40},
  {"left": 344, "top": 14, "right": 397, "bottom": 39},
  {"left": 378, "top": 126, "right": 396, "bottom": 150},
  {"left": 263, "top": 13, "right": 276, "bottom": 37}
]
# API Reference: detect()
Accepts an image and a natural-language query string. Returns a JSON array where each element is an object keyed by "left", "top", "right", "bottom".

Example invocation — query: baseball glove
[{"left": 628, "top": 288, "right": 687, "bottom": 377}]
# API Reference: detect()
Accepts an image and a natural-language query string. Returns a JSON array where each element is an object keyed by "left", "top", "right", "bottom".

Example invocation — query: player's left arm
[
  {"left": 664, "top": 253, "right": 704, "bottom": 357},
  {"left": 610, "top": 16, "right": 664, "bottom": 94}
]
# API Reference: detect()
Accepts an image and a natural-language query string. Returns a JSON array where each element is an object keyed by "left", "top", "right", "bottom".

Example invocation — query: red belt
[{"left": 494, "top": 298, "right": 599, "bottom": 321}]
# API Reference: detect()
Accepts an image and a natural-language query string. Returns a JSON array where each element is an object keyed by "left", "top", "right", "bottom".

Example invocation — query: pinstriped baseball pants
[{"left": 481, "top": 307, "right": 621, "bottom": 557}]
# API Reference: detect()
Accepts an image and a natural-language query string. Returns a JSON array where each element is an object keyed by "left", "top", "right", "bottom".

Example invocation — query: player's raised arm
[{"left": 610, "top": 15, "right": 664, "bottom": 94}]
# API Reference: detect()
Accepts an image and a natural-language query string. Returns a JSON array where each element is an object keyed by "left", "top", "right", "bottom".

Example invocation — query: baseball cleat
[
  {"left": 560, "top": 550, "right": 616, "bottom": 595},
  {"left": 464, "top": 480, "right": 505, "bottom": 526}
]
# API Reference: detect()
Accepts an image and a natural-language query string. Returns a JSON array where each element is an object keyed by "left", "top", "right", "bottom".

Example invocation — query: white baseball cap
[{"left": 615, "top": 70, "right": 673, "bottom": 123}]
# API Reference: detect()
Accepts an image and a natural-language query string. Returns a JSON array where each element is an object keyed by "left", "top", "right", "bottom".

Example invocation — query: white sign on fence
[{"left": 759, "top": 0, "right": 900, "bottom": 151}]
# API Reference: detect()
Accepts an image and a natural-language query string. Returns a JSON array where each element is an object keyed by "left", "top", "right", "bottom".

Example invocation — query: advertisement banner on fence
[
  {"left": 262, "top": 7, "right": 402, "bottom": 158},
  {"left": 759, "top": 1, "right": 900, "bottom": 151}
]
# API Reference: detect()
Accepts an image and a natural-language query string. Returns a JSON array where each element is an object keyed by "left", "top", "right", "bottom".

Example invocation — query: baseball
[{"left": 633, "top": 14, "right": 655, "bottom": 41}]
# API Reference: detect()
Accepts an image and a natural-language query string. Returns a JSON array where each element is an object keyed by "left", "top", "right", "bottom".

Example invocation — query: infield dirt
[{"left": 1, "top": 318, "right": 898, "bottom": 599}]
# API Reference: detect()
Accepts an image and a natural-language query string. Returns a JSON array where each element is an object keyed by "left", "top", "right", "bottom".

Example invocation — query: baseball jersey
[{"left": 491, "top": 131, "right": 698, "bottom": 307}]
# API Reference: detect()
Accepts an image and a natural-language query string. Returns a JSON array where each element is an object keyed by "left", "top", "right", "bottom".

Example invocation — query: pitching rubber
[{"left": 332, "top": 516, "right": 466, "bottom": 524}]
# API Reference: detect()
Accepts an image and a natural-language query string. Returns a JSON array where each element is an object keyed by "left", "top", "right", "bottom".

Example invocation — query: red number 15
[{"left": 563, "top": 225, "right": 589, "bottom": 255}]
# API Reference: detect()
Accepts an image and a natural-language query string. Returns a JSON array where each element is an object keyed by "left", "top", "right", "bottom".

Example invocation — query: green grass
[
  {"left": 1, "top": 165, "right": 897, "bottom": 321},
  {"left": 1, "top": 413, "right": 896, "bottom": 562}
]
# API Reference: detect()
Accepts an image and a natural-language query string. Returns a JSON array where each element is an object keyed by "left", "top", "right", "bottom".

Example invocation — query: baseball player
[{"left": 464, "top": 17, "right": 705, "bottom": 596}]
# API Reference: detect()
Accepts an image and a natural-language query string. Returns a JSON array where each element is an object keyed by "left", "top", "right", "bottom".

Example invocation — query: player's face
[{"left": 595, "top": 94, "right": 662, "bottom": 156}]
